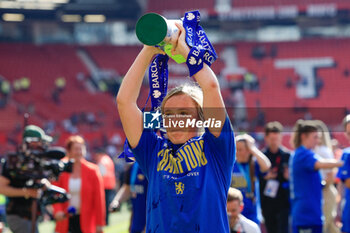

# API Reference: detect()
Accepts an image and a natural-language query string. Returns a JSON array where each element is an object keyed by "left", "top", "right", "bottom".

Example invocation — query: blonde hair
[
  {"left": 227, "top": 187, "right": 243, "bottom": 203},
  {"left": 314, "top": 120, "right": 332, "bottom": 151},
  {"left": 161, "top": 83, "right": 204, "bottom": 121}
]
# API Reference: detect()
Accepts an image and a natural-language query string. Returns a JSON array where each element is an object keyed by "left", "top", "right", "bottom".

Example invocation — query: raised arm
[
  {"left": 237, "top": 134, "right": 271, "bottom": 172},
  {"left": 116, "top": 46, "right": 164, "bottom": 148},
  {"left": 245, "top": 134, "right": 271, "bottom": 172},
  {"left": 171, "top": 23, "right": 226, "bottom": 137}
]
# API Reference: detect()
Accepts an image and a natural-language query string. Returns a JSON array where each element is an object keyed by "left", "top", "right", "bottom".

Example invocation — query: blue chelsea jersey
[
  {"left": 337, "top": 147, "right": 350, "bottom": 232},
  {"left": 131, "top": 116, "right": 236, "bottom": 233},
  {"left": 289, "top": 146, "right": 323, "bottom": 227},
  {"left": 231, "top": 162, "right": 260, "bottom": 224}
]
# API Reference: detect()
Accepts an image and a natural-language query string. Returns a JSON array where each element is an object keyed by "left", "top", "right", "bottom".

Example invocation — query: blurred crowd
[{"left": 0, "top": 114, "right": 349, "bottom": 233}]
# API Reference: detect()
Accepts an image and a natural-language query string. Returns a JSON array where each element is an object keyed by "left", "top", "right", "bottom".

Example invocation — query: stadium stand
[
  {"left": 146, "top": 0, "right": 215, "bottom": 14},
  {"left": 231, "top": 0, "right": 350, "bottom": 9},
  {"left": 1, "top": 38, "right": 350, "bottom": 153}
]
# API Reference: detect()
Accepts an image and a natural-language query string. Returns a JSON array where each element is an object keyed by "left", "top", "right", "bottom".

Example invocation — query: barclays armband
[{"left": 186, "top": 47, "right": 205, "bottom": 77}]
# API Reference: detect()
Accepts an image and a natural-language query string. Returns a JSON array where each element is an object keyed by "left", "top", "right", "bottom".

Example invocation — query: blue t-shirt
[
  {"left": 289, "top": 146, "right": 322, "bottom": 227},
  {"left": 231, "top": 162, "right": 260, "bottom": 224},
  {"left": 131, "top": 116, "right": 235, "bottom": 233},
  {"left": 337, "top": 147, "right": 350, "bottom": 232}
]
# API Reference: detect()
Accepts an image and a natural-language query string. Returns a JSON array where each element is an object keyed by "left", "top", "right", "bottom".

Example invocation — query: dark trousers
[
  {"left": 105, "top": 189, "right": 116, "bottom": 225},
  {"left": 263, "top": 208, "right": 289, "bottom": 233},
  {"left": 68, "top": 215, "right": 82, "bottom": 233}
]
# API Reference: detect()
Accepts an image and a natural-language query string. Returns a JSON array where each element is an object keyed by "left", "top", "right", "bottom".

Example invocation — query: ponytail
[{"left": 292, "top": 120, "right": 318, "bottom": 148}]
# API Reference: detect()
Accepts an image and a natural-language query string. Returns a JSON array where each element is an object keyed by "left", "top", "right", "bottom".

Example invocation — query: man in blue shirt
[{"left": 337, "top": 115, "right": 350, "bottom": 233}]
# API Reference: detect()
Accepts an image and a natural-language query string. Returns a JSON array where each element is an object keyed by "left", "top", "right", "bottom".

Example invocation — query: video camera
[{"left": 4, "top": 146, "right": 73, "bottom": 205}]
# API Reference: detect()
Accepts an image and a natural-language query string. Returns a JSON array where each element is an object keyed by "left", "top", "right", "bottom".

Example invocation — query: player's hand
[
  {"left": 54, "top": 211, "right": 66, "bottom": 221},
  {"left": 170, "top": 22, "right": 190, "bottom": 59},
  {"left": 142, "top": 45, "right": 165, "bottom": 56},
  {"left": 236, "top": 134, "right": 256, "bottom": 150},
  {"left": 336, "top": 160, "right": 344, "bottom": 167}
]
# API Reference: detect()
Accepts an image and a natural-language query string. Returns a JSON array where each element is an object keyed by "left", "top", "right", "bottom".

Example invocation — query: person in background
[
  {"left": 53, "top": 135, "right": 105, "bottom": 233},
  {"left": 93, "top": 152, "right": 117, "bottom": 225},
  {"left": 231, "top": 133, "right": 271, "bottom": 224},
  {"left": 314, "top": 120, "right": 340, "bottom": 233},
  {"left": 289, "top": 120, "right": 343, "bottom": 233},
  {"left": 337, "top": 115, "right": 350, "bottom": 233},
  {"left": 259, "top": 121, "right": 290, "bottom": 233},
  {"left": 227, "top": 187, "right": 261, "bottom": 233},
  {"left": 110, "top": 161, "right": 148, "bottom": 233},
  {"left": 0, "top": 125, "right": 50, "bottom": 233}
]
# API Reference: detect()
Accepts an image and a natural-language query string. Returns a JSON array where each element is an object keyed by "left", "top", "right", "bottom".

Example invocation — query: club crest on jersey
[{"left": 175, "top": 182, "right": 185, "bottom": 195}]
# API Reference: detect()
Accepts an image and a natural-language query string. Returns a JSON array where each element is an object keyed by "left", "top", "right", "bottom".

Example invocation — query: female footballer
[
  {"left": 290, "top": 120, "right": 343, "bottom": 233},
  {"left": 117, "top": 23, "right": 235, "bottom": 233}
]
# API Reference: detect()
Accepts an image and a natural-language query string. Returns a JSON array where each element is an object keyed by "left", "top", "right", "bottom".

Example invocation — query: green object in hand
[{"left": 136, "top": 13, "right": 186, "bottom": 64}]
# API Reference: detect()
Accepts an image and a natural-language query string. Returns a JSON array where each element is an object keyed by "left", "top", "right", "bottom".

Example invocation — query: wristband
[{"left": 186, "top": 47, "right": 205, "bottom": 77}]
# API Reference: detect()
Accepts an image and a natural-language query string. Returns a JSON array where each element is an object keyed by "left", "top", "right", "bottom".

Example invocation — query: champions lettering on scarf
[{"left": 157, "top": 139, "right": 208, "bottom": 174}]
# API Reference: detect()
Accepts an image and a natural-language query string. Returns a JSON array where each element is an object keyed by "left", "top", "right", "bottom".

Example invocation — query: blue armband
[{"left": 186, "top": 47, "right": 205, "bottom": 77}]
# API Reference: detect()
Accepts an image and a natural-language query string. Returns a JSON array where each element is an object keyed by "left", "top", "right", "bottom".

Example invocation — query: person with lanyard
[
  {"left": 227, "top": 187, "right": 261, "bottom": 233},
  {"left": 231, "top": 134, "right": 271, "bottom": 225},
  {"left": 289, "top": 120, "right": 344, "bottom": 233},
  {"left": 53, "top": 135, "right": 105, "bottom": 233},
  {"left": 0, "top": 125, "right": 50, "bottom": 233},
  {"left": 110, "top": 161, "right": 148, "bottom": 233},
  {"left": 337, "top": 114, "right": 350, "bottom": 233},
  {"left": 258, "top": 121, "right": 290, "bottom": 233},
  {"left": 116, "top": 13, "right": 235, "bottom": 233}
]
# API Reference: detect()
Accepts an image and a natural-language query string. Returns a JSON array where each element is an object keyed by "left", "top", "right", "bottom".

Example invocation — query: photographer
[{"left": 0, "top": 125, "right": 53, "bottom": 233}]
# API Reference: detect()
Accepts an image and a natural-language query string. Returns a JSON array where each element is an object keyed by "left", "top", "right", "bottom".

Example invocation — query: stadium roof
[{"left": 0, "top": 0, "right": 141, "bottom": 21}]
